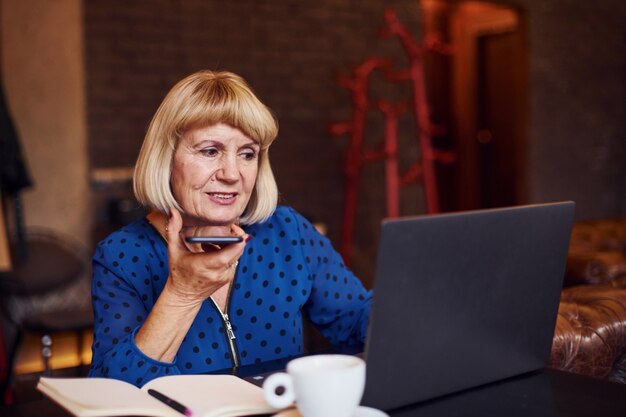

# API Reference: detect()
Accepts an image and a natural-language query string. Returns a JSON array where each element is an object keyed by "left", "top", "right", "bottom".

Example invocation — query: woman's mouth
[{"left": 207, "top": 192, "right": 238, "bottom": 204}]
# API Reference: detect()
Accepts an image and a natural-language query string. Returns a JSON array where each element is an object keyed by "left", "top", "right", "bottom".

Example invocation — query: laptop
[{"left": 361, "top": 201, "right": 575, "bottom": 410}]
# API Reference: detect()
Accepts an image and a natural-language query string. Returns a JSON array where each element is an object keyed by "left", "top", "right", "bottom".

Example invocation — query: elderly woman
[{"left": 89, "top": 70, "right": 371, "bottom": 386}]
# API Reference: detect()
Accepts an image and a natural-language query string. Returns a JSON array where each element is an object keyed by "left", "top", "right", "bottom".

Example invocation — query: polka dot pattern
[{"left": 88, "top": 206, "right": 372, "bottom": 386}]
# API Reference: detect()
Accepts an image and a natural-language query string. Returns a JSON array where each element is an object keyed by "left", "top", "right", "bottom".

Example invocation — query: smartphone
[{"left": 184, "top": 236, "right": 243, "bottom": 245}]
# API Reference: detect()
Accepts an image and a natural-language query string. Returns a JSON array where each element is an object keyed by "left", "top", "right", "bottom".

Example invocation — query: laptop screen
[{"left": 362, "top": 202, "right": 575, "bottom": 410}]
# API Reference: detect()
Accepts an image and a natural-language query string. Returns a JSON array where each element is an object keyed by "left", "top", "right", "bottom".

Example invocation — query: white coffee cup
[{"left": 263, "top": 354, "right": 366, "bottom": 417}]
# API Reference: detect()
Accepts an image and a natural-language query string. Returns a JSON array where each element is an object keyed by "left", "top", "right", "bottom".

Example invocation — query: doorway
[
  {"left": 422, "top": 0, "right": 529, "bottom": 210},
  {"left": 453, "top": 1, "right": 529, "bottom": 210}
]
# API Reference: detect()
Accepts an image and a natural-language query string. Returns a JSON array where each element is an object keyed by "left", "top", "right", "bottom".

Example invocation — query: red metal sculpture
[{"left": 330, "top": 8, "right": 454, "bottom": 265}]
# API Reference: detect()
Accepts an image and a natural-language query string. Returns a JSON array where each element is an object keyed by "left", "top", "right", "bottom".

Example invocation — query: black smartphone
[{"left": 184, "top": 236, "right": 243, "bottom": 245}]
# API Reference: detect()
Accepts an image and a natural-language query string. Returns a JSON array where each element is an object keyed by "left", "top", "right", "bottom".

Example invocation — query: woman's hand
[{"left": 163, "top": 208, "right": 248, "bottom": 305}]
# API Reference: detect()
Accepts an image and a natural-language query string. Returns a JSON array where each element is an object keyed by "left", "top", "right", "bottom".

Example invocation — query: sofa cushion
[{"left": 550, "top": 284, "right": 626, "bottom": 383}]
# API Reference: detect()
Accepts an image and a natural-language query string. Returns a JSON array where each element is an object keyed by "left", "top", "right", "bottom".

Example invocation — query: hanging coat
[{"left": 0, "top": 82, "right": 33, "bottom": 196}]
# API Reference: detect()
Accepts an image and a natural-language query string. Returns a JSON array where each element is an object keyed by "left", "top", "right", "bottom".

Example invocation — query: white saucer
[
  {"left": 353, "top": 406, "right": 390, "bottom": 417},
  {"left": 273, "top": 406, "right": 389, "bottom": 417}
]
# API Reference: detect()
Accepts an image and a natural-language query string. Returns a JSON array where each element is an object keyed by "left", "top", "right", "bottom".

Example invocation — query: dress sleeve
[
  {"left": 290, "top": 209, "right": 372, "bottom": 348},
  {"left": 88, "top": 238, "right": 180, "bottom": 386}
]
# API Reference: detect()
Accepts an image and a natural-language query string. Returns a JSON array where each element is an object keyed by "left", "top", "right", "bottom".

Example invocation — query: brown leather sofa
[{"left": 549, "top": 217, "right": 626, "bottom": 383}]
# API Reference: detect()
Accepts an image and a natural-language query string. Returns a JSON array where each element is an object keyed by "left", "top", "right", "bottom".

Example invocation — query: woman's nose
[{"left": 216, "top": 154, "right": 239, "bottom": 181}]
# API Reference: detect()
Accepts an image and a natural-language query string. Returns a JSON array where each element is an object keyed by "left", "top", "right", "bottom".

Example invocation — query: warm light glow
[{"left": 14, "top": 331, "right": 93, "bottom": 375}]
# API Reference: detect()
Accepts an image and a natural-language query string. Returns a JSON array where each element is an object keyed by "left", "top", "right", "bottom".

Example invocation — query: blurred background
[{"left": 0, "top": 0, "right": 624, "bottom": 386}]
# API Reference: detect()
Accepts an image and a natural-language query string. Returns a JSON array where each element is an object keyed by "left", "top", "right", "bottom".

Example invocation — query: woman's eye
[
  {"left": 200, "top": 148, "right": 218, "bottom": 157},
  {"left": 240, "top": 149, "right": 258, "bottom": 160}
]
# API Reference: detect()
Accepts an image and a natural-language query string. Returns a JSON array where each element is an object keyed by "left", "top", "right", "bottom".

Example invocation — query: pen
[{"left": 147, "top": 388, "right": 193, "bottom": 417}]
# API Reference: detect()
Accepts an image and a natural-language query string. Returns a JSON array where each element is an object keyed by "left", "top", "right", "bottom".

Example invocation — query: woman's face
[{"left": 171, "top": 123, "right": 260, "bottom": 228}]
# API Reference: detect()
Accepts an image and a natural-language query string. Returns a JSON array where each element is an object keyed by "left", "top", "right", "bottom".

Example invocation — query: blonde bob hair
[{"left": 133, "top": 70, "right": 279, "bottom": 225}]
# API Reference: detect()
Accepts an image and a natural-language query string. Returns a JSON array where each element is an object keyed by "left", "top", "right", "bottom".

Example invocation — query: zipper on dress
[
  {"left": 223, "top": 313, "right": 236, "bottom": 340},
  {"left": 211, "top": 297, "right": 240, "bottom": 368}
]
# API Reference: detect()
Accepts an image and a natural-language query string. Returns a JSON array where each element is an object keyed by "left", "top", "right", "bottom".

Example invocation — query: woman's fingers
[
  {"left": 166, "top": 208, "right": 187, "bottom": 257},
  {"left": 165, "top": 208, "right": 247, "bottom": 298}
]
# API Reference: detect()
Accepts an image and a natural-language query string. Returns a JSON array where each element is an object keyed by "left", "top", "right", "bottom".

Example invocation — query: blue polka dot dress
[{"left": 88, "top": 206, "right": 372, "bottom": 386}]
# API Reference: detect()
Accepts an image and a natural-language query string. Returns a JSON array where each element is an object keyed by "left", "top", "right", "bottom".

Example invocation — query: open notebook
[{"left": 38, "top": 374, "right": 281, "bottom": 417}]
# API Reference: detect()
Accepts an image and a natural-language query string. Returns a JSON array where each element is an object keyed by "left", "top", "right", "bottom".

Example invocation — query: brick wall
[{"left": 85, "top": 0, "right": 626, "bottom": 286}]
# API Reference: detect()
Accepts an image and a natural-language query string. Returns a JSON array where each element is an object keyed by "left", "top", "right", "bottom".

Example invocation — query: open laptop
[{"left": 361, "top": 201, "right": 575, "bottom": 410}]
